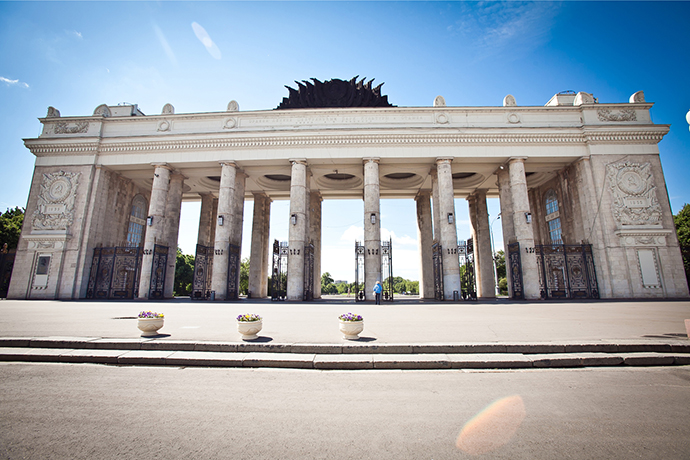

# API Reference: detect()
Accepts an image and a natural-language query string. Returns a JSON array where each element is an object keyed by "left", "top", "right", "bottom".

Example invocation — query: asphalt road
[{"left": 1, "top": 363, "right": 689, "bottom": 459}]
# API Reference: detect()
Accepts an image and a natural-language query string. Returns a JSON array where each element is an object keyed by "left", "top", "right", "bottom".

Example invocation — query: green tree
[
  {"left": 494, "top": 250, "right": 506, "bottom": 280},
  {"left": 0, "top": 207, "right": 24, "bottom": 250},
  {"left": 321, "top": 272, "right": 338, "bottom": 294},
  {"left": 173, "top": 248, "right": 195, "bottom": 296},
  {"left": 240, "top": 258, "right": 250, "bottom": 295},
  {"left": 674, "top": 204, "right": 690, "bottom": 289}
]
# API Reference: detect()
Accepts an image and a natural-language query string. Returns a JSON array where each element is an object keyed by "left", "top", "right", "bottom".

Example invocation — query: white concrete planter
[
  {"left": 339, "top": 320, "right": 364, "bottom": 340},
  {"left": 237, "top": 320, "right": 263, "bottom": 341},
  {"left": 137, "top": 318, "right": 164, "bottom": 337}
]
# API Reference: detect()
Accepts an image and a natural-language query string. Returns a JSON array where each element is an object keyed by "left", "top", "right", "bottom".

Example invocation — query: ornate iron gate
[
  {"left": 507, "top": 242, "right": 524, "bottom": 300},
  {"left": 148, "top": 244, "right": 168, "bottom": 299},
  {"left": 432, "top": 242, "right": 444, "bottom": 301},
  {"left": 354, "top": 241, "right": 365, "bottom": 301},
  {"left": 0, "top": 248, "right": 16, "bottom": 298},
  {"left": 459, "top": 239, "right": 476, "bottom": 300},
  {"left": 303, "top": 242, "right": 314, "bottom": 301},
  {"left": 536, "top": 244, "right": 599, "bottom": 299},
  {"left": 381, "top": 238, "right": 393, "bottom": 301},
  {"left": 226, "top": 243, "right": 241, "bottom": 300},
  {"left": 271, "top": 240, "right": 288, "bottom": 301},
  {"left": 192, "top": 244, "right": 213, "bottom": 300},
  {"left": 86, "top": 246, "right": 142, "bottom": 299}
]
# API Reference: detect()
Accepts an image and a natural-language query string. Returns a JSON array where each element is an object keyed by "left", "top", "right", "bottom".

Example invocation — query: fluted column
[
  {"left": 138, "top": 163, "right": 172, "bottom": 299},
  {"left": 211, "top": 161, "right": 238, "bottom": 300},
  {"left": 287, "top": 160, "right": 308, "bottom": 301},
  {"left": 416, "top": 191, "right": 434, "bottom": 299},
  {"left": 310, "top": 191, "right": 322, "bottom": 298},
  {"left": 497, "top": 167, "right": 515, "bottom": 297},
  {"left": 508, "top": 157, "right": 539, "bottom": 299},
  {"left": 431, "top": 167, "right": 441, "bottom": 242},
  {"left": 363, "top": 158, "right": 381, "bottom": 301},
  {"left": 249, "top": 193, "right": 270, "bottom": 298},
  {"left": 260, "top": 197, "right": 271, "bottom": 297},
  {"left": 471, "top": 189, "right": 496, "bottom": 298},
  {"left": 436, "top": 158, "right": 461, "bottom": 299},
  {"left": 162, "top": 172, "right": 185, "bottom": 298}
]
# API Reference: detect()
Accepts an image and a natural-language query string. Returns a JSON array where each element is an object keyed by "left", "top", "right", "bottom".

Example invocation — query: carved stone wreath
[
  {"left": 597, "top": 108, "right": 637, "bottom": 122},
  {"left": 606, "top": 162, "right": 661, "bottom": 226},
  {"left": 32, "top": 170, "right": 81, "bottom": 232}
]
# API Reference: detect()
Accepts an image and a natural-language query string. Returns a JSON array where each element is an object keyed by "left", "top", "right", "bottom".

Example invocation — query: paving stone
[
  {"left": 672, "top": 354, "right": 690, "bottom": 365},
  {"left": 373, "top": 354, "right": 451, "bottom": 369},
  {"left": 242, "top": 352, "right": 315, "bottom": 369},
  {"left": 193, "top": 342, "right": 238, "bottom": 352},
  {"left": 0, "top": 337, "right": 32, "bottom": 347},
  {"left": 30, "top": 337, "right": 99, "bottom": 349},
  {"left": 237, "top": 343, "right": 292, "bottom": 353},
  {"left": 412, "top": 344, "right": 507, "bottom": 354},
  {"left": 622, "top": 353, "right": 676, "bottom": 366},
  {"left": 564, "top": 343, "right": 618, "bottom": 353},
  {"left": 616, "top": 343, "right": 672, "bottom": 353},
  {"left": 447, "top": 353, "right": 532, "bottom": 369},
  {"left": 343, "top": 344, "right": 413, "bottom": 354},
  {"left": 578, "top": 353, "right": 624, "bottom": 366},
  {"left": 292, "top": 344, "right": 343, "bottom": 354},
  {"left": 314, "top": 354, "right": 374, "bottom": 370},
  {"left": 61, "top": 349, "right": 126, "bottom": 364},
  {"left": 165, "top": 351, "right": 246, "bottom": 367},
  {"left": 507, "top": 344, "right": 566, "bottom": 354},
  {"left": 117, "top": 350, "right": 176, "bottom": 365},
  {"left": 531, "top": 354, "right": 584, "bottom": 368},
  {"left": 91, "top": 339, "right": 148, "bottom": 350},
  {"left": 140, "top": 340, "right": 197, "bottom": 351}
]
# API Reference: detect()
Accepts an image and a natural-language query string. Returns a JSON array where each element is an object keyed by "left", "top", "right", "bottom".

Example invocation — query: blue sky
[{"left": 1, "top": 1, "right": 689, "bottom": 282}]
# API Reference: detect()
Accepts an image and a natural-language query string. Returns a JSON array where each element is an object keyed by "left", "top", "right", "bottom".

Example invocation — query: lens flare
[{"left": 456, "top": 395, "right": 526, "bottom": 456}]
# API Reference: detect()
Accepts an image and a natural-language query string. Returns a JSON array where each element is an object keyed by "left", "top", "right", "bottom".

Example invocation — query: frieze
[
  {"left": 597, "top": 108, "right": 637, "bottom": 122},
  {"left": 53, "top": 122, "right": 90, "bottom": 134},
  {"left": 32, "top": 170, "right": 81, "bottom": 232},
  {"left": 607, "top": 162, "right": 662, "bottom": 226}
]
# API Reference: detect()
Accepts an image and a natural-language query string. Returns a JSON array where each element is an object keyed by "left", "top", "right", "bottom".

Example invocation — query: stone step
[{"left": 1, "top": 346, "right": 689, "bottom": 370}]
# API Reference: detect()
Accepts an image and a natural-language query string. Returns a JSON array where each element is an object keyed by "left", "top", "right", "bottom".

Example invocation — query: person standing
[{"left": 373, "top": 280, "right": 383, "bottom": 305}]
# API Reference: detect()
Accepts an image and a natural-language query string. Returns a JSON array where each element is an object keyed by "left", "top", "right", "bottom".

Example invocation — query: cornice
[{"left": 24, "top": 128, "right": 668, "bottom": 157}]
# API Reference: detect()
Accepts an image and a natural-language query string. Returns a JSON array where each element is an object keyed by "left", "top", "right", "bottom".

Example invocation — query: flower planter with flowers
[
  {"left": 137, "top": 311, "right": 164, "bottom": 337},
  {"left": 338, "top": 312, "right": 364, "bottom": 340},
  {"left": 237, "top": 314, "right": 262, "bottom": 341}
]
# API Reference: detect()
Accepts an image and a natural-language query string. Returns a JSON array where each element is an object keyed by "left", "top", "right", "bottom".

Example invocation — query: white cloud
[
  {"left": 0, "top": 77, "right": 29, "bottom": 88},
  {"left": 191, "top": 22, "right": 222, "bottom": 60},
  {"left": 69, "top": 30, "right": 82, "bottom": 39}
]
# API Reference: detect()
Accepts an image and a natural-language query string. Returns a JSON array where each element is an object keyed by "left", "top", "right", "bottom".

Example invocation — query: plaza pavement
[{"left": 1, "top": 296, "right": 689, "bottom": 369}]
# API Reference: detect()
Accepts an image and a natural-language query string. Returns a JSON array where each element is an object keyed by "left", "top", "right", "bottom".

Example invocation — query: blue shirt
[{"left": 373, "top": 283, "right": 382, "bottom": 294}]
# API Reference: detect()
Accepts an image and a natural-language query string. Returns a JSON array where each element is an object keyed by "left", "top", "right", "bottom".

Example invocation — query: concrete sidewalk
[{"left": 1, "top": 297, "right": 689, "bottom": 369}]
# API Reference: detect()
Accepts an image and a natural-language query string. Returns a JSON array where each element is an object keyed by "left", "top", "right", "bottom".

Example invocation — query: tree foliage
[
  {"left": 0, "top": 207, "right": 24, "bottom": 250},
  {"left": 321, "top": 271, "right": 338, "bottom": 294},
  {"left": 674, "top": 204, "right": 690, "bottom": 289},
  {"left": 173, "top": 248, "right": 195, "bottom": 296},
  {"left": 240, "top": 257, "right": 250, "bottom": 295}
]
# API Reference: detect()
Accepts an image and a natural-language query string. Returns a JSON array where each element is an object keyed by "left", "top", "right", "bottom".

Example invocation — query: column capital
[
  {"left": 363, "top": 157, "right": 380, "bottom": 165},
  {"left": 507, "top": 157, "right": 528, "bottom": 165},
  {"left": 219, "top": 160, "right": 238, "bottom": 168},
  {"left": 289, "top": 158, "right": 308, "bottom": 166},
  {"left": 435, "top": 157, "right": 454, "bottom": 165},
  {"left": 415, "top": 189, "right": 432, "bottom": 200},
  {"left": 151, "top": 162, "right": 173, "bottom": 171},
  {"left": 575, "top": 155, "right": 592, "bottom": 164},
  {"left": 170, "top": 171, "right": 188, "bottom": 181}
]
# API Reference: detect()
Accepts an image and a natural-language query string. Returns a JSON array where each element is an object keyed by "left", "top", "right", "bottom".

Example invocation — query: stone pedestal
[{"left": 363, "top": 158, "right": 381, "bottom": 301}]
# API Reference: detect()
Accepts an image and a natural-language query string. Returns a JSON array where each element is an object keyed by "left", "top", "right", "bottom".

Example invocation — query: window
[
  {"left": 126, "top": 195, "right": 148, "bottom": 247},
  {"left": 545, "top": 189, "right": 562, "bottom": 244}
]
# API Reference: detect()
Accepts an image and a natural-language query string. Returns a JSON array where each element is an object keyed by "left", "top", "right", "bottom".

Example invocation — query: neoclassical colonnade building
[{"left": 8, "top": 78, "right": 689, "bottom": 301}]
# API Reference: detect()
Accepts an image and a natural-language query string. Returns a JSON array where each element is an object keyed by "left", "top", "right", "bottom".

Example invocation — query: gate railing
[
  {"left": 536, "top": 244, "right": 599, "bottom": 299},
  {"left": 459, "top": 239, "right": 476, "bottom": 300},
  {"left": 86, "top": 246, "right": 143, "bottom": 299},
  {"left": 507, "top": 242, "right": 524, "bottom": 300},
  {"left": 354, "top": 241, "right": 365, "bottom": 302},
  {"left": 381, "top": 238, "right": 393, "bottom": 302},
  {"left": 271, "top": 240, "right": 288, "bottom": 301},
  {"left": 226, "top": 243, "right": 241, "bottom": 301},
  {"left": 303, "top": 242, "right": 314, "bottom": 301},
  {"left": 192, "top": 244, "right": 213, "bottom": 300},
  {"left": 432, "top": 242, "right": 444, "bottom": 301},
  {"left": 148, "top": 244, "right": 168, "bottom": 299}
]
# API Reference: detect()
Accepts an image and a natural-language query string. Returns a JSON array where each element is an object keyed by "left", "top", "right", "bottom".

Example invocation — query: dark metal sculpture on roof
[{"left": 276, "top": 76, "right": 394, "bottom": 109}]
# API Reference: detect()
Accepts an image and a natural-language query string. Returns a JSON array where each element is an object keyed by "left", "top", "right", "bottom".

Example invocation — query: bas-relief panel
[
  {"left": 606, "top": 162, "right": 662, "bottom": 227},
  {"left": 31, "top": 170, "right": 81, "bottom": 232}
]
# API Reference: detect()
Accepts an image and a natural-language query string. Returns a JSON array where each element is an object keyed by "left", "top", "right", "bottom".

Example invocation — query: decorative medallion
[
  {"left": 597, "top": 108, "right": 637, "bottom": 122},
  {"left": 276, "top": 77, "right": 394, "bottom": 109},
  {"left": 32, "top": 170, "right": 81, "bottom": 232},
  {"left": 606, "top": 162, "right": 661, "bottom": 226}
]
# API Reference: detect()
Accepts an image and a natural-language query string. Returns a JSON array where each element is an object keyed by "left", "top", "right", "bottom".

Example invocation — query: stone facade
[{"left": 8, "top": 89, "right": 688, "bottom": 300}]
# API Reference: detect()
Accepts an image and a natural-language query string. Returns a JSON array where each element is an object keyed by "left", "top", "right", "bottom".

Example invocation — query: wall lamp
[
  {"left": 217, "top": 215, "right": 224, "bottom": 226},
  {"left": 147, "top": 216, "right": 153, "bottom": 226},
  {"left": 447, "top": 213, "right": 454, "bottom": 224},
  {"left": 370, "top": 213, "right": 376, "bottom": 224},
  {"left": 525, "top": 212, "right": 532, "bottom": 224},
  {"left": 291, "top": 214, "right": 297, "bottom": 225}
]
